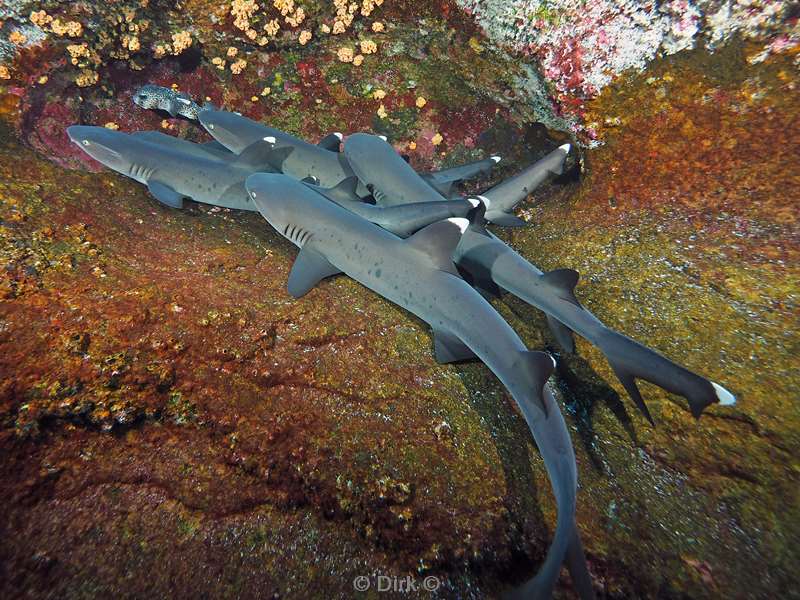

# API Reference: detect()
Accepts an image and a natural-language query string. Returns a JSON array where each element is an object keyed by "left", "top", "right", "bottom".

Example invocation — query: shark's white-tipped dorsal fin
[
  {"left": 263, "top": 136, "right": 277, "bottom": 144},
  {"left": 558, "top": 143, "right": 571, "bottom": 153},
  {"left": 712, "top": 382, "right": 736, "bottom": 405},
  {"left": 234, "top": 141, "right": 293, "bottom": 171},
  {"left": 317, "top": 132, "right": 343, "bottom": 151},
  {"left": 447, "top": 217, "right": 469, "bottom": 233},
  {"left": 491, "top": 155, "right": 502, "bottom": 163},
  {"left": 406, "top": 219, "right": 466, "bottom": 274},
  {"left": 377, "top": 135, "right": 387, "bottom": 141},
  {"left": 467, "top": 198, "right": 480, "bottom": 207},
  {"left": 477, "top": 195, "right": 492, "bottom": 208}
]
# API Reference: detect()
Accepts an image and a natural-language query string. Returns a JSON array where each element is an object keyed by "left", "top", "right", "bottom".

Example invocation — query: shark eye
[{"left": 82, "top": 140, "right": 90, "bottom": 146}]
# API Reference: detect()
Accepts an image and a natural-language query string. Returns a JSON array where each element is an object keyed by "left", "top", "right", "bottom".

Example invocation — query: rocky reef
[{"left": 0, "top": 1, "right": 797, "bottom": 598}]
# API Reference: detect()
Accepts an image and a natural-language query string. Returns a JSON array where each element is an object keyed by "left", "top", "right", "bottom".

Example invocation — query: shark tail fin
[
  {"left": 514, "top": 351, "right": 555, "bottom": 416},
  {"left": 565, "top": 529, "right": 596, "bottom": 600},
  {"left": 593, "top": 329, "right": 735, "bottom": 421},
  {"left": 609, "top": 364, "right": 655, "bottom": 425}
]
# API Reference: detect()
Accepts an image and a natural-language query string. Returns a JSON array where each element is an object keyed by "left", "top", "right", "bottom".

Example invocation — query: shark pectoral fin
[
  {"left": 546, "top": 315, "right": 575, "bottom": 353},
  {"left": 610, "top": 365, "right": 655, "bottom": 426},
  {"left": 287, "top": 246, "right": 342, "bottom": 298},
  {"left": 317, "top": 132, "right": 343, "bottom": 151},
  {"left": 485, "top": 211, "right": 527, "bottom": 227},
  {"left": 147, "top": 181, "right": 184, "bottom": 209},
  {"left": 432, "top": 329, "right": 477, "bottom": 363},
  {"left": 541, "top": 268, "right": 581, "bottom": 307},
  {"left": 405, "top": 218, "right": 467, "bottom": 274},
  {"left": 234, "top": 142, "right": 294, "bottom": 171}
]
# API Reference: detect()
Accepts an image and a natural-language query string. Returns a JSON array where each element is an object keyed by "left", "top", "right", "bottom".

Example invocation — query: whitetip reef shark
[
  {"left": 306, "top": 176, "right": 483, "bottom": 237},
  {"left": 343, "top": 132, "right": 570, "bottom": 226},
  {"left": 67, "top": 125, "right": 291, "bottom": 211},
  {"left": 245, "top": 172, "right": 594, "bottom": 600},
  {"left": 329, "top": 184, "right": 736, "bottom": 421},
  {"left": 196, "top": 108, "right": 501, "bottom": 193}
]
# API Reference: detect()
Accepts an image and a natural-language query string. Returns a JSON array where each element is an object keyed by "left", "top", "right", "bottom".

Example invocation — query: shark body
[
  {"left": 198, "top": 109, "right": 355, "bottom": 188},
  {"left": 67, "top": 126, "right": 289, "bottom": 211},
  {"left": 245, "top": 173, "right": 592, "bottom": 600},
  {"left": 453, "top": 206, "right": 736, "bottom": 421},
  {"left": 344, "top": 133, "right": 570, "bottom": 225},
  {"left": 196, "top": 110, "right": 502, "bottom": 194},
  {"left": 307, "top": 177, "right": 482, "bottom": 237}
]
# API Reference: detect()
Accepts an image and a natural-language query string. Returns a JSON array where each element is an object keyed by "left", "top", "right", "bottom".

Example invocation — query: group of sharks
[{"left": 67, "top": 84, "right": 736, "bottom": 599}]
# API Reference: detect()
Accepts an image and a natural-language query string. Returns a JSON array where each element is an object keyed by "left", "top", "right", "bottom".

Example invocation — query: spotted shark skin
[{"left": 245, "top": 173, "right": 592, "bottom": 600}]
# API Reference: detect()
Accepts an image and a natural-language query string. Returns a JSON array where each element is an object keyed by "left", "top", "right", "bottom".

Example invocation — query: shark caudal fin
[
  {"left": 594, "top": 329, "right": 737, "bottom": 421},
  {"left": 565, "top": 529, "right": 596, "bottom": 600}
]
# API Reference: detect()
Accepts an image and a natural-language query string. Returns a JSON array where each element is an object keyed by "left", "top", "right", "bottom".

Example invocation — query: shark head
[
  {"left": 67, "top": 125, "right": 130, "bottom": 172},
  {"left": 198, "top": 109, "right": 255, "bottom": 152},
  {"left": 246, "top": 173, "right": 322, "bottom": 246}
]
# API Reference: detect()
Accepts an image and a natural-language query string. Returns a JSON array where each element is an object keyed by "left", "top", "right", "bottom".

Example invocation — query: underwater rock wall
[{"left": 457, "top": 0, "right": 799, "bottom": 135}]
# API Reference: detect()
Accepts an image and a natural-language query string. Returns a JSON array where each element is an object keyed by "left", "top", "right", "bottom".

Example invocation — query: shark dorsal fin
[
  {"left": 287, "top": 245, "right": 342, "bottom": 298},
  {"left": 405, "top": 218, "right": 466, "bottom": 273},
  {"left": 513, "top": 351, "right": 556, "bottom": 416},
  {"left": 233, "top": 141, "right": 293, "bottom": 171},
  {"left": 317, "top": 132, "right": 343, "bottom": 151},
  {"left": 466, "top": 200, "right": 491, "bottom": 236},
  {"left": 540, "top": 268, "right": 581, "bottom": 307},
  {"left": 301, "top": 176, "right": 319, "bottom": 185},
  {"left": 326, "top": 176, "right": 359, "bottom": 202}
]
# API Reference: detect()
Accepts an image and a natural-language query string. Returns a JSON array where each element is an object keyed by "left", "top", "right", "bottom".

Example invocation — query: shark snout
[{"left": 67, "top": 125, "right": 91, "bottom": 145}]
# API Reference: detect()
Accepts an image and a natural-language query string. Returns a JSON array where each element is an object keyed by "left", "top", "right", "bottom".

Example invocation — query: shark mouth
[{"left": 283, "top": 222, "right": 311, "bottom": 246}]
